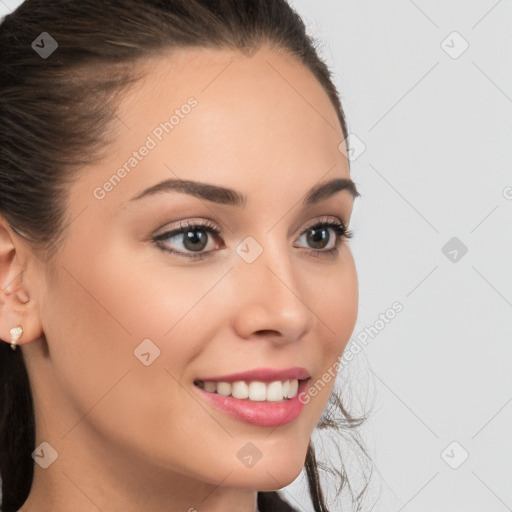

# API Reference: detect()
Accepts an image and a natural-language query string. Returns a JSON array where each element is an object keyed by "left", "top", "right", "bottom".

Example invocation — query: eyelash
[{"left": 152, "top": 218, "right": 354, "bottom": 260}]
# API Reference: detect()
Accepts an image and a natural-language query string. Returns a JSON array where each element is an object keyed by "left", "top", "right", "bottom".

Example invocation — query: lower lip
[{"left": 193, "top": 379, "right": 310, "bottom": 428}]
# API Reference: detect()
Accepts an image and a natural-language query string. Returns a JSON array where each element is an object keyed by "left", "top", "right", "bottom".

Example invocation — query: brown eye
[
  {"left": 305, "top": 226, "right": 333, "bottom": 250},
  {"left": 294, "top": 219, "right": 353, "bottom": 256},
  {"left": 180, "top": 229, "right": 209, "bottom": 252},
  {"left": 153, "top": 220, "right": 223, "bottom": 259}
]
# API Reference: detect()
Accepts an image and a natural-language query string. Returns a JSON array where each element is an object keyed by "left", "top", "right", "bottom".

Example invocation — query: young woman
[{"left": 0, "top": 1, "right": 369, "bottom": 510}]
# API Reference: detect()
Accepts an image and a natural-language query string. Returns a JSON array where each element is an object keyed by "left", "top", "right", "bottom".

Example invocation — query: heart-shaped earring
[{"left": 9, "top": 325, "right": 23, "bottom": 351}]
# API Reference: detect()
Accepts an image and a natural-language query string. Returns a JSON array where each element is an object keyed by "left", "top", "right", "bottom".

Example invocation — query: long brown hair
[{"left": 0, "top": 1, "right": 372, "bottom": 510}]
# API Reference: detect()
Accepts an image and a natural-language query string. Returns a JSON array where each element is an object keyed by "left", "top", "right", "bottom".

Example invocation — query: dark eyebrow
[{"left": 130, "top": 177, "right": 359, "bottom": 206}]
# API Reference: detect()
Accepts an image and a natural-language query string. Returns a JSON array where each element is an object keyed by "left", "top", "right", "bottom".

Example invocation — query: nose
[{"left": 231, "top": 238, "right": 316, "bottom": 345}]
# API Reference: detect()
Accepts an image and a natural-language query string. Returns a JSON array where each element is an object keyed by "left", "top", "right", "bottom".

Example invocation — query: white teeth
[
  {"left": 248, "top": 381, "right": 267, "bottom": 401},
  {"left": 282, "top": 380, "right": 290, "bottom": 398},
  {"left": 266, "top": 381, "right": 284, "bottom": 402},
  {"left": 232, "top": 381, "right": 249, "bottom": 399},
  {"left": 288, "top": 379, "right": 299, "bottom": 398},
  {"left": 216, "top": 382, "right": 232, "bottom": 397},
  {"left": 197, "top": 379, "right": 300, "bottom": 401}
]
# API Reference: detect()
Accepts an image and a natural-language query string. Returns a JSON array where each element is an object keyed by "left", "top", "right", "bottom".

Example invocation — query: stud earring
[{"left": 9, "top": 325, "right": 23, "bottom": 351}]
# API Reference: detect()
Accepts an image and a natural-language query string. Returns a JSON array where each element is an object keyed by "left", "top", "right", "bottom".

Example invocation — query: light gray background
[{"left": 1, "top": 1, "right": 511, "bottom": 511}]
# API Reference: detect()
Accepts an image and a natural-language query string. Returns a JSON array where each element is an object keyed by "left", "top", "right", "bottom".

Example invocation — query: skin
[{"left": 0, "top": 45, "right": 358, "bottom": 512}]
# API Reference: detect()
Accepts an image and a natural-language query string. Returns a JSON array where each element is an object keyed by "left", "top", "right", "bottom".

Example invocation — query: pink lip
[
  {"left": 193, "top": 378, "right": 311, "bottom": 427},
  {"left": 196, "top": 366, "right": 310, "bottom": 383}
]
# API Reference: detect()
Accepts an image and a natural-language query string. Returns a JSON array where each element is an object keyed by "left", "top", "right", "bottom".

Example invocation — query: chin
[
  {"left": 258, "top": 463, "right": 304, "bottom": 491},
  {"left": 223, "top": 452, "right": 306, "bottom": 491}
]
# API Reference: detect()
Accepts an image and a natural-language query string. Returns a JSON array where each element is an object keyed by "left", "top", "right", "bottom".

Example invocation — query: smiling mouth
[{"left": 193, "top": 378, "right": 308, "bottom": 402}]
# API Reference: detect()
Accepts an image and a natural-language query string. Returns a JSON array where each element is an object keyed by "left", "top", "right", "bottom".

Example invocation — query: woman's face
[{"left": 22, "top": 46, "right": 358, "bottom": 505}]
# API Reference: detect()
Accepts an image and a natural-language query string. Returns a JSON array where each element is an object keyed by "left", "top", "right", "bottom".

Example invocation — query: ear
[{"left": 0, "top": 214, "right": 44, "bottom": 348}]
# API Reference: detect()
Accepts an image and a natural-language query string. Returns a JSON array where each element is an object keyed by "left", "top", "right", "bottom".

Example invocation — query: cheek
[
  {"left": 40, "top": 247, "right": 231, "bottom": 472},
  {"left": 302, "top": 251, "right": 358, "bottom": 418},
  {"left": 58, "top": 235, "right": 223, "bottom": 352},
  {"left": 39, "top": 237, "right": 196, "bottom": 412},
  {"left": 315, "top": 249, "right": 358, "bottom": 354}
]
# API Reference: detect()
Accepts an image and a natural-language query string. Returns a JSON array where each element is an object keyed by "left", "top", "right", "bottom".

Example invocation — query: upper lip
[{"left": 196, "top": 367, "right": 311, "bottom": 383}]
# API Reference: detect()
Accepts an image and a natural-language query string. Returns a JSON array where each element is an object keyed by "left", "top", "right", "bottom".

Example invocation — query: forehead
[
  {"left": 69, "top": 46, "right": 350, "bottom": 216},
  {"left": 121, "top": 45, "right": 343, "bottom": 131},
  {"left": 118, "top": 46, "right": 344, "bottom": 152}
]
